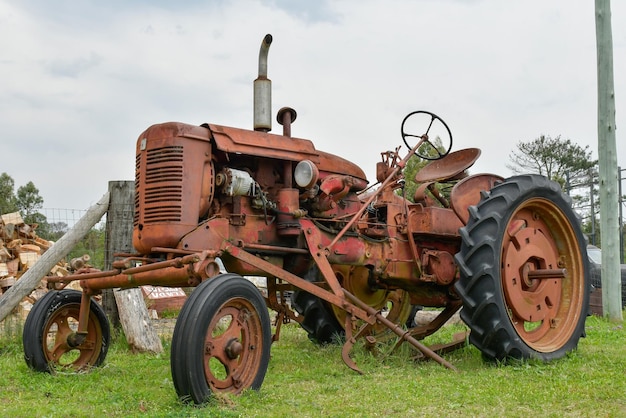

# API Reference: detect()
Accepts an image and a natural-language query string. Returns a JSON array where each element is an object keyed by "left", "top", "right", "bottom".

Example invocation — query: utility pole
[
  {"left": 595, "top": 0, "right": 622, "bottom": 321},
  {"left": 589, "top": 168, "right": 596, "bottom": 246},
  {"left": 617, "top": 167, "right": 626, "bottom": 262}
]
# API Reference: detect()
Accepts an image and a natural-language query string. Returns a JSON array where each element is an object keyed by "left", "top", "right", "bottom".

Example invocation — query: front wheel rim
[
  {"left": 203, "top": 297, "right": 265, "bottom": 393},
  {"left": 43, "top": 303, "right": 103, "bottom": 369}
]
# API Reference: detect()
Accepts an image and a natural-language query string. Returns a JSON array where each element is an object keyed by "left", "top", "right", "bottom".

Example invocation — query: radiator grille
[{"left": 136, "top": 145, "right": 184, "bottom": 224}]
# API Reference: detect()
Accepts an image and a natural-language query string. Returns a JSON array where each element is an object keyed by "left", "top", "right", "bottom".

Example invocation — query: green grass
[{"left": 1, "top": 314, "right": 624, "bottom": 417}]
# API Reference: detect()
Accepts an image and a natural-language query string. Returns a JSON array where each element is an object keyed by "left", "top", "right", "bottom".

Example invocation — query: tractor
[{"left": 23, "top": 34, "right": 589, "bottom": 404}]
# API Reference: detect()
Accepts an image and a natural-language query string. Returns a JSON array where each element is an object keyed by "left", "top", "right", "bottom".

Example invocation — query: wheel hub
[
  {"left": 66, "top": 332, "right": 87, "bottom": 348},
  {"left": 225, "top": 338, "right": 243, "bottom": 359},
  {"left": 502, "top": 222, "right": 561, "bottom": 322}
]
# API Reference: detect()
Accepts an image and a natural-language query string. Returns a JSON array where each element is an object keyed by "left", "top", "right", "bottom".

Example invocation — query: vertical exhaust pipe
[{"left": 254, "top": 34, "right": 273, "bottom": 132}]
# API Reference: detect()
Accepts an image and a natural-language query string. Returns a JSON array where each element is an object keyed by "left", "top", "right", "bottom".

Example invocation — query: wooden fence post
[{"left": 105, "top": 181, "right": 163, "bottom": 353}]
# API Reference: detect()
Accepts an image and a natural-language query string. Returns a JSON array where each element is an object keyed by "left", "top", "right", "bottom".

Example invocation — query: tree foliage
[
  {"left": 16, "top": 181, "right": 44, "bottom": 222},
  {"left": 507, "top": 137, "right": 607, "bottom": 247},
  {"left": 400, "top": 154, "right": 431, "bottom": 202},
  {"left": 0, "top": 173, "right": 45, "bottom": 219},
  {"left": 507, "top": 135, "right": 596, "bottom": 188},
  {"left": 0, "top": 172, "right": 106, "bottom": 267},
  {"left": 401, "top": 136, "right": 450, "bottom": 202},
  {"left": 0, "top": 172, "right": 51, "bottom": 236},
  {"left": 0, "top": 173, "right": 18, "bottom": 215}
]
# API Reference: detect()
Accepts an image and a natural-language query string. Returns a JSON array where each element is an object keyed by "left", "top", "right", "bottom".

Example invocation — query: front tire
[
  {"left": 454, "top": 175, "right": 589, "bottom": 361},
  {"left": 171, "top": 274, "right": 271, "bottom": 404},
  {"left": 23, "top": 289, "right": 110, "bottom": 372}
]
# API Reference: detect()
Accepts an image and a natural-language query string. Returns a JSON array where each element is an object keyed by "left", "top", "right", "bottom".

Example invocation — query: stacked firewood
[{"left": 0, "top": 212, "right": 89, "bottom": 319}]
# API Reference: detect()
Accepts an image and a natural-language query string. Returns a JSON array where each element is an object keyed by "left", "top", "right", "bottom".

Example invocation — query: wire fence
[{"left": 39, "top": 208, "right": 91, "bottom": 228}]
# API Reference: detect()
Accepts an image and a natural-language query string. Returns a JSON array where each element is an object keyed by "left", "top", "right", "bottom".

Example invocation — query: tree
[
  {"left": 0, "top": 172, "right": 49, "bottom": 235},
  {"left": 508, "top": 136, "right": 603, "bottom": 246},
  {"left": 27, "top": 213, "right": 52, "bottom": 238},
  {"left": 0, "top": 173, "right": 18, "bottom": 215},
  {"left": 400, "top": 154, "right": 430, "bottom": 202},
  {"left": 48, "top": 222, "right": 70, "bottom": 241},
  {"left": 16, "top": 181, "right": 44, "bottom": 222},
  {"left": 507, "top": 135, "right": 596, "bottom": 189},
  {"left": 400, "top": 136, "right": 446, "bottom": 202}
]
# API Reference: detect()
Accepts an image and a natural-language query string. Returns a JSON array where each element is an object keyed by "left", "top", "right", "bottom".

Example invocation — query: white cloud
[{"left": 0, "top": 0, "right": 624, "bottom": 213}]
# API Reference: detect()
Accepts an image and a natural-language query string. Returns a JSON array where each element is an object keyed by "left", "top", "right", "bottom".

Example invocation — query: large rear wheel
[
  {"left": 171, "top": 274, "right": 271, "bottom": 404},
  {"left": 454, "top": 175, "right": 589, "bottom": 361}
]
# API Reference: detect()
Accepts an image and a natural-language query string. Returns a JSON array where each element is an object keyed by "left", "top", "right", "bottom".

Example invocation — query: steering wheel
[{"left": 401, "top": 110, "right": 453, "bottom": 160}]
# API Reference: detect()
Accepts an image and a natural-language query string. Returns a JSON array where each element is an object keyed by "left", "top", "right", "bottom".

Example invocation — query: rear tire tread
[{"left": 454, "top": 174, "right": 589, "bottom": 361}]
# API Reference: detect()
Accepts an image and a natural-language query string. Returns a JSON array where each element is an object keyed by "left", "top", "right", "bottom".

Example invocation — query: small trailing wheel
[
  {"left": 23, "top": 289, "right": 110, "bottom": 372},
  {"left": 171, "top": 274, "right": 271, "bottom": 404},
  {"left": 454, "top": 175, "right": 589, "bottom": 361}
]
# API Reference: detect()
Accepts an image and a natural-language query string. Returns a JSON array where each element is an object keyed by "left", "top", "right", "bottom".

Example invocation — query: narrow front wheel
[
  {"left": 23, "top": 289, "right": 110, "bottom": 372},
  {"left": 171, "top": 274, "right": 271, "bottom": 404}
]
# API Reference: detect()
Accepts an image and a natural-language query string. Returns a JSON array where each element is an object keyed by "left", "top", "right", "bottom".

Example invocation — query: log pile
[{"left": 0, "top": 212, "right": 90, "bottom": 319}]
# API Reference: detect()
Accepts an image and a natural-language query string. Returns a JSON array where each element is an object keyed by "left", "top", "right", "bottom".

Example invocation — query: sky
[{"left": 1, "top": 0, "right": 624, "bottom": 214}]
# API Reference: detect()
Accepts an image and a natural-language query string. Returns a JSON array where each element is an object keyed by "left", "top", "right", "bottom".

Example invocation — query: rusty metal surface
[
  {"left": 502, "top": 212, "right": 562, "bottom": 325},
  {"left": 41, "top": 295, "right": 106, "bottom": 370},
  {"left": 225, "top": 243, "right": 371, "bottom": 322},
  {"left": 56, "top": 118, "right": 483, "bottom": 384},
  {"left": 343, "top": 289, "right": 458, "bottom": 372},
  {"left": 499, "top": 197, "right": 586, "bottom": 352},
  {"left": 414, "top": 148, "right": 481, "bottom": 183},
  {"left": 76, "top": 253, "right": 206, "bottom": 292},
  {"left": 450, "top": 173, "right": 504, "bottom": 224},
  {"left": 202, "top": 295, "right": 267, "bottom": 394},
  {"left": 407, "top": 205, "right": 463, "bottom": 237},
  {"left": 421, "top": 249, "right": 456, "bottom": 285},
  {"left": 209, "top": 124, "right": 319, "bottom": 162},
  {"left": 132, "top": 123, "right": 214, "bottom": 253}
]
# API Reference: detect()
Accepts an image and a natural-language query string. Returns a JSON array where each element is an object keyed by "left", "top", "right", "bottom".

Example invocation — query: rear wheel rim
[{"left": 501, "top": 198, "right": 585, "bottom": 352}]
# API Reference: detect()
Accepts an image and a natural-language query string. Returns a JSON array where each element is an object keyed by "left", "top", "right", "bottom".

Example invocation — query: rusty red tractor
[{"left": 23, "top": 34, "right": 589, "bottom": 404}]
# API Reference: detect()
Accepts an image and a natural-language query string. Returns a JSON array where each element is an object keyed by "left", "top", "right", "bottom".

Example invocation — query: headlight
[{"left": 294, "top": 160, "right": 319, "bottom": 189}]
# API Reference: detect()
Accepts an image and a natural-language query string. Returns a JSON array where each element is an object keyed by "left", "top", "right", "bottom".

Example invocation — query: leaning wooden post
[
  {"left": 106, "top": 181, "right": 163, "bottom": 354},
  {"left": 0, "top": 192, "right": 110, "bottom": 323}
]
